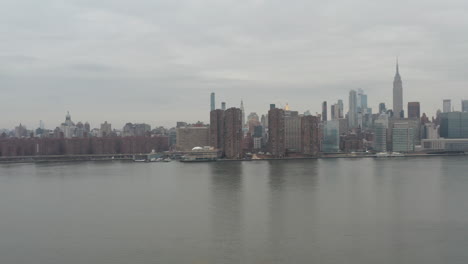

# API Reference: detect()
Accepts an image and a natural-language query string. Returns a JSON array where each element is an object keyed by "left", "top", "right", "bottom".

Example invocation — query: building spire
[{"left": 396, "top": 57, "right": 399, "bottom": 75}]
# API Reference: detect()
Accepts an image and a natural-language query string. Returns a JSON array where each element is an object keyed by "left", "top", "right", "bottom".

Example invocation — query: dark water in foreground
[{"left": 1, "top": 157, "right": 468, "bottom": 264}]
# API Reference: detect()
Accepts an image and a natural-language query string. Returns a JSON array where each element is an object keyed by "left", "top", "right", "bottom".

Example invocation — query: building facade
[
  {"left": 301, "top": 115, "right": 320, "bottom": 155},
  {"left": 392, "top": 123, "right": 414, "bottom": 152},
  {"left": 268, "top": 108, "right": 285, "bottom": 158},
  {"left": 176, "top": 126, "right": 209, "bottom": 151},
  {"left": 408, "top": 102, "right": 421, "bottom": 119},
  {"left": 224, "top": 108, "right": 243, "bottom": 159},
  {"left": 322, "top": 120, "right": 340, "bottom": 152},
  {"left": 439, "top": 112, "right": 468, "bottom": 138},
  {"left": 209, "top": 109, "right": 225, "bottom": 152},
  {"left": 284, "top": 111, "right": 302, "bottom": 152}
]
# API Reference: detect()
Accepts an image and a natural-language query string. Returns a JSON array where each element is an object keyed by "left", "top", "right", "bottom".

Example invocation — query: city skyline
[{"left": 2, "top": 0, "right": 468, "bottom": 128}]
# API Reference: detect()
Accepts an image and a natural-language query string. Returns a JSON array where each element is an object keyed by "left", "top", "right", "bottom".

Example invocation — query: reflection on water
[
  {"left": 0, "top": 157, "right": 468, "bottom": 264},
  {"left": 210, "top": 162, "right": 243, "bottom": 263}
]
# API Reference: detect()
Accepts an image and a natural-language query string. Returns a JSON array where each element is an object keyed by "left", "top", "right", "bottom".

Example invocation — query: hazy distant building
[
  {"left": 210, "top": 92, "right": 215, "bottom": 111},
  {"left": 84, "top": 122, "right": 90, "bottom": 134},
  {"left": 407, "top": 102, "right": 421, "bottom": 119},
  {"left": 301, "top": 115, "right": 320, "bottom": 155},
  {"left": 322, "top": 120, "right": 340, "bottom": 152},
  {"left": 379, "top": 103, "right": 387, "bottom": 114},
  {"left": 348, "top": 90, "right": 358, "bottom": 128},
  {"left": 393, "top": 60, "right": 404, "bottom": 119},
  {"left": 224, "top": 108, "right": 243, "bottom": 159},
  {"left": 440, "top": 112, "right": 468, "bottom": 138},
  {"left": 14, "top": 124, "right": 28, "bottom": 138},
  {"left": 462, "top": 100, "right": 468, "bottom": 113},
  {"left": 268, "top": 107, "right": 285, "bottom": 158},
  {"left": 176, "top": 126, "right": 209, "bottom": 151},
  {"left": 123, "top": 123, "right": 151, "bottom": 137},
  {"left": 392, "top": 123, "right": 414, "bottom": 152},
  {"left": 322, "top": 101, "right": 327, "bottom": 122},
  {"left": 240, "top": 100, "right": 245, "bottom": 127},
  {"left": 75, "top": 122, "right": 85, "bottom": 138},
  {"left": 221, "top": 102, "right": 226, "bottom": 110},
  {"left": 99, "top": 121, "right": 112, "bottom": 137},
  {"left": 60, "top": 111, "right": 76, "bottom": 138},
  {"left": 284, "top": 110, "right": 302, "bottom": 152},
  {"left": 337, "top": 100, "right": 344, "bottom": 118},
  {"left": 443, "top": 99, "right": 452, "bottom": 113},
  {"left": 423, "top": 123, "right": 439, "bottom": 140}
]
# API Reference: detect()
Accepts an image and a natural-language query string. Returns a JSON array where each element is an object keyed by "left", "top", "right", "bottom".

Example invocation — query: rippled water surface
[{"left": 1, "top": 157, "right": 468, "bottom": 263}]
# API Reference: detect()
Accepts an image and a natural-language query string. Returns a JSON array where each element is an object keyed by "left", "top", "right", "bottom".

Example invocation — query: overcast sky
[{"left": 1, "top": 0, "right": 467, "bottom": 129}]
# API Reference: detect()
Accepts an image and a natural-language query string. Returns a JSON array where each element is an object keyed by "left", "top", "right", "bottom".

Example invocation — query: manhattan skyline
[{"left": 2, "top": 0, "right": 468, "bottom": 128}]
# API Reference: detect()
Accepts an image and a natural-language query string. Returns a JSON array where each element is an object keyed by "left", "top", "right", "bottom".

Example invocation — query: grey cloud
[{"left": 1, "top": 0, "right": 468, "bottom": 129}]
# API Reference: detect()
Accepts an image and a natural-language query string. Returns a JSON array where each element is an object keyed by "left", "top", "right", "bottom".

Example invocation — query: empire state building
[{"left": 393, "top": 60, "right": 403, "bottom": 118}]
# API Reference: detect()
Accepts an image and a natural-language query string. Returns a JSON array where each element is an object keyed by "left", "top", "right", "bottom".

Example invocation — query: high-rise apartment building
[
  {"left": 221, "top": 102, "right": 226, "bottom": 110},
  {"left": 443, "top": 99, "right": 452, "bottom": 113},
  {"left": 301, "top": 115, "right": 320, "bottom": 155},
  {"left": 268, "top": 107, "right": 285, "bottom": 158},
  {"left": 209, "top": 109, "right": 225, "bottom": 151},
  {"left": 224, "top": 108, "right": 243, "bottom": 159},
  {"left": 393, "top": 60, "right": 404, "bottom": 118},
  {"left": 407, "top": 102, "right": 421, "bottom": 119},
  {"left": 284, "top": 110, "right": 302, "bottom": 152}
]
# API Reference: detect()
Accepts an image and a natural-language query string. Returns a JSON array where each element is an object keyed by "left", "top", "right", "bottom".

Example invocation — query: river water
[{"left": 1, "top": 157, "right": 468, "bottom": 263}]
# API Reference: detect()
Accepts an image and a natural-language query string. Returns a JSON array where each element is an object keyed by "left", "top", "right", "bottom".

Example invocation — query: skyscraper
[
  {"left": 210, "top": 92, "right": 215, "bottom": 111},
  {"left": 301, "top": 115, "right": 320, "bottom": 155},
  {"left": 337, "top": 100, "right": 344, "bottom": 118},
  {"left": 322, "top": 101, "right": 327, "bottom": 121},
  {"left": 284, "top": 110, "right": 302, "bottom": 152},
  {"left": 393, "top": 60, "right": 403, "bottom": 118},
  {"left": 463, "top": 100, "right": 468, "bottom": 112},
  {"left": 210, "top": 109, "right": 225, "bottom": 151},
  {"left": 443, "top": 99, "right": 452, "bottom": 113},
  {"left": 268, "top": 107, "right": 285, "bottom": 158},
  {"left": 224, "top": 108, "right": 243, "bottom": 159},
  {"left": 348, "top": 90, "right": 358, "bottom": 128},
  {"left": 407, "top": 102, "right": 420, "bottom": 119},
  {"left": 221, "top": 102, "right": 226, "bottom": 110}
]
